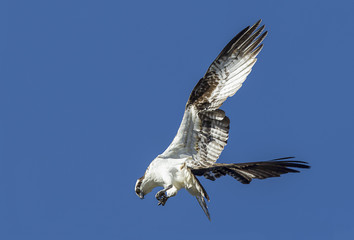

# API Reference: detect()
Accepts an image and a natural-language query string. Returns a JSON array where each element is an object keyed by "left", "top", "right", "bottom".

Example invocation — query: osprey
[{"left": 135, "top": 20, "right": 309, "bottom": 220}]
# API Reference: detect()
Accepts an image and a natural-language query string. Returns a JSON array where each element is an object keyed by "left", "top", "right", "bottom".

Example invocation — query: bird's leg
[{"left": 155, "top": 185, "right": 172, "bottom": 206}]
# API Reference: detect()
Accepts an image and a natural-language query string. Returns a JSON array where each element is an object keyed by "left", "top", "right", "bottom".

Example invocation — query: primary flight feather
[{"left": 135, "top": 20, "right": 310, "bottom": 220}]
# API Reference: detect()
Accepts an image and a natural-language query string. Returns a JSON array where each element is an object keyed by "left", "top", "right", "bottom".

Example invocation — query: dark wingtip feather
[
  {"left": 284, "top": 161, "right": 310, "bottom": 167},
  {"left": 239, "top": 25, "right": 265, "bottom": 53},
  {"left": 268, "top": 157, "right": 311, "bottom": 169},
  {"left": 250, "top": 44, "right": 264, "bottom": 58},
  {"left": 193, "top": 156, "right": 310, "bottom": 184},
  {"left": 252, "top": 19, "right": 262, "bottom": 29},
  {"left": 213, "top": 19, "right": 266, "bottom": 64},
  {"left": 272, "top": 156, "right": 296, "bottom": 161},
  {"left": 214, "top": 26, "right": 250, "bottom": 61},
  {"left": 242, "top": 30, "right": 267, "bottom": 56}
]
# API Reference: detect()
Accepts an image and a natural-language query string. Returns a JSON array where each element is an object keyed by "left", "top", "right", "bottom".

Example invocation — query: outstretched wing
[
  {"left": 191, "top": 157, "right": 311, "bottom": 184},
  {"left": 187, "top": 19, "right": 267, "bottom": 111},
  {"left": 161, "top": 20, "right": 267, "bottom": 168}
]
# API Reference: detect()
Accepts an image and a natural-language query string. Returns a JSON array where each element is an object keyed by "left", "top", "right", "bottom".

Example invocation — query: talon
[
  {"left": 155, "top": 191, "right": 166, "bottom": 201},
  {"left": 158, "top": 195, "right": 168, "bottom": 206},
  {"left": 156, "top": 191, "right": 168, "bottom": 206},
  {"left": 155, "top": 185, "right": 172, "bottom": 206}
]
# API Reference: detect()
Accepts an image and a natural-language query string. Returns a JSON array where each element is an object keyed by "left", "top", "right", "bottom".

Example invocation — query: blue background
[{"left": 1, "top": 1, "right": 354, "bottom": 239}]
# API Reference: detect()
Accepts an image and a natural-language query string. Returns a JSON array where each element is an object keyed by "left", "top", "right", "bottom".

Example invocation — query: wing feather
[
  {"left": 191, "top": 157, "right": 310, "bottom": 184},
  {"left": 161, "top": 20, "right": 267, "bottom": 168}
]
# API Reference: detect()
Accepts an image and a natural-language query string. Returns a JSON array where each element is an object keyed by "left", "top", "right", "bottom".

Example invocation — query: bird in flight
[{"left": 135, "top": 20, "right": 310, "bottom": 220}]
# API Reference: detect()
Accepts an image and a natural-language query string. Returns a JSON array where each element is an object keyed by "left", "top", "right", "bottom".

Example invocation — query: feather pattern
[
  {"left": 191, "top": 157, "right": 310, "bottom": 184},
  {"left": 161, "top": 20, "right": 267, "bottom": 169},
  {"left": 135, "top": 20, "right": 310, "bottom": 221}
]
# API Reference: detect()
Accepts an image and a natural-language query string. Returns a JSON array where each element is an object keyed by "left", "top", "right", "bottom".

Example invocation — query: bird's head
[{"left": 135, "top": 176, "right": 145, "bottom": 199}]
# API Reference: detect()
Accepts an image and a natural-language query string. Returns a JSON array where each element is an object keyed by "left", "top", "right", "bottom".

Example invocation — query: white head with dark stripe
[{"left": 135, "top": 176, "right": 145, "bottom": 199}]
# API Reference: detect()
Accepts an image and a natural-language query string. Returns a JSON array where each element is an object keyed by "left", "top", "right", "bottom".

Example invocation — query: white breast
[{"left": 147, "top": 157, "right": 192, "bottom": 190}]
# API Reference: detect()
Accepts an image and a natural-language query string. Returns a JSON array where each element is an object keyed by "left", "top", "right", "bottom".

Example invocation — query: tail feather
[
  {"left": 188, "top": 168, "right": 211, "bottom": 220},
  {"left": 196, "top": 196, "right": 211, "bottom": 221}
]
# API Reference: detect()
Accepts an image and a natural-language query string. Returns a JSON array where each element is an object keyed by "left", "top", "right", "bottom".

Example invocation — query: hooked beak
[{"left": 139, "top": 192, "right": 144, "bottom": 199}]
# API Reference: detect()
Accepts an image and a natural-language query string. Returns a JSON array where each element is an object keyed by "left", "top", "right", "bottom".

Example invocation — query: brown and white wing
[
  {"left": 187, "top": 19, "right": 267, "bottom": 111},
  {"left": 161, "top": 20, "right": 267, "bottom": 168}
]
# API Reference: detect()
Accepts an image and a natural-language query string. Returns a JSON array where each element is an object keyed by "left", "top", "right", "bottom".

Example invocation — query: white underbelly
[
  {"left": 172, "top": 171, "right": 188, "bottom": 190},
  {"left": 149, "top": 157, "right": 193, "bottom": 190}
]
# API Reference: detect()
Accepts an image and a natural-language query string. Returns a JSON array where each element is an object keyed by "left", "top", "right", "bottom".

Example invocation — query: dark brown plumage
[{"left": 191, "top": 157, "right": 310, "bottom": 184}]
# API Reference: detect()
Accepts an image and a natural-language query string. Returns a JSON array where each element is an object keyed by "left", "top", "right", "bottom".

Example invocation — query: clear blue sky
[{"left": 1, "top": 1, "right": 354, "bottom": 239}]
